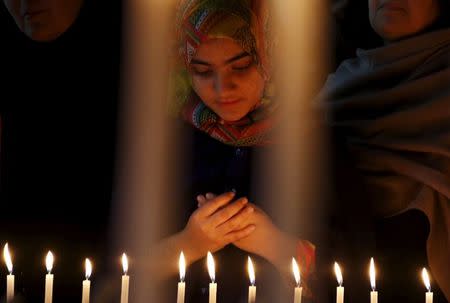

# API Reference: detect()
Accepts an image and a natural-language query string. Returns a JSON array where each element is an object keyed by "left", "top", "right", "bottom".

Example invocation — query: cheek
[
  {"left": 411, "top": 0, "right": 439, "bottom": 26},
  {"left": 3, "top": 0, "right": 22, "bottom": 25},
  {"left": 191, "top": 77, "right": 215, "bottom": 103},
  {"left": 241, "top": 70, "right": 265, "bottom": 103}
]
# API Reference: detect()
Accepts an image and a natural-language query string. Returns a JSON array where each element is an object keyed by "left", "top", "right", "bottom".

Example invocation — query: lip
[
  {"left": 217, "top": 98, "right": 242, "bottom": 105},
  {"left": 22, "top": 9, "right": 48, "bottom": 19},
  {"left": 379, "top": 1, "right": 405, "bottom": 11}
]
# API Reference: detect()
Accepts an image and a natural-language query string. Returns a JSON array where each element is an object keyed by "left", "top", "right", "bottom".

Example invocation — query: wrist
[
  {"left": 264, "top": 229, "right": 298, "bottom": 270},
  {"left": 177, "top": 228, "right": 210, "bottom": 265}
]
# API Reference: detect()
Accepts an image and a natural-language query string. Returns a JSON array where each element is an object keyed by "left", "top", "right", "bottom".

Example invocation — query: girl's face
[
  {"left": 189, "top": 37, "right": 266, "bottom": 122},
  {"left": 369, "top": 0, "right": 440, "bottom": 42}
]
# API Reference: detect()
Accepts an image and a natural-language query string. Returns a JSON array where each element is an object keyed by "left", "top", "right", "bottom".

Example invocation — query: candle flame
[
  {"left": 3, "top": 243, "right": 13, "bottom": 274},
  {"left": 179, "top": 252, "right": 186, "bottom": 282},
  {"left": 334, "top": 262, "right": 343, "bottom": 286},
  {"left": 122, "top": 253, "right": 128, "bottom": 275},
  {"left": 369, "top": 258, "right": 376, "bottom": 290},
  {"left": 422, "top": 268, "right": 431, "bottom": 292},
  {"left": 85, "top": 258, "right": 92, "bottom": 280},
  {"left": 207, "top": 251, "right": 215, "bottom": 283},
  {"left": 247, "top": 256, "right": 255, "bottom": 286},
  {"left": 292, "top": 258, "right": 301, "bottom": 287},
  {"left": 46, "top": 251, "right": 54, "bottom": 273}
]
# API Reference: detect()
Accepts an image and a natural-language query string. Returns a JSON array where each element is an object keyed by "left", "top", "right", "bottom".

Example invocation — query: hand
[
  {"left": 183, "top": 192, "right": 256, "bottom": 258},
  {"left": 197, "top": 193, "right": 298, "bottom": 267}
]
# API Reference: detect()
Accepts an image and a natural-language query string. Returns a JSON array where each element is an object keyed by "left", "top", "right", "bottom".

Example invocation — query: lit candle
[
  {"left": 334, "top": 262, "right": 344, "bottom": 303},
  {"left": 207, "top": 252, "right": 217, "bottom": 303},
  {"left": 45, "top": 251, "right": 54, "bottom": 303},
  {"left": 82, "top": 258, "right": 92, "bottom": 303},
  {"left": 422, "top": 268, "right": 433, "bottom": 303},
  {"left": 247, "top": 257, "right": 256, "bottom": 303},
  {"left": 292, "top": 258, "right": 302, "bottom": 303},
  {"left": 369, "top": 258, "right": 378, "bottom": 303},
  {"left": 3, "top": 244, "right": 14, "bottom": 303},
  {"left": 121, "top": 253, "right": 130, "bottom": 303},
  {"left": 177, "top": 252, "right": 186, "bottom": 303}
]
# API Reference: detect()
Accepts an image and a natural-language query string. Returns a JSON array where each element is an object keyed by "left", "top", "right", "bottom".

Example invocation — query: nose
[{"left": 214, "top": 72, "right": 236, "bottom": 95}]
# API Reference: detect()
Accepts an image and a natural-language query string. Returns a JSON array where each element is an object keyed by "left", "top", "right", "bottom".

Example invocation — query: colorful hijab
[{"left": 171, "top": 0, "right": 276, "bottom": 146}]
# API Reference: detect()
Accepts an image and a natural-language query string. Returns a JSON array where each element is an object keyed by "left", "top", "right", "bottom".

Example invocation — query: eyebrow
[{"left": 190, "top": 51, "right": 251, "bottom": 66}]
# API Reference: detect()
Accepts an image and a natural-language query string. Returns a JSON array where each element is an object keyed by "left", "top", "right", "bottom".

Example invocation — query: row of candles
[
  {"left": 3, "top": 243, "right": 434, "bottom": 303},
  {"left": 3, "top": 244, "right": 129, "bottom": 303}
]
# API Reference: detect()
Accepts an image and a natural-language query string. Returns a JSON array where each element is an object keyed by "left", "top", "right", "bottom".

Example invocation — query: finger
[
  {"left": 205, "top": 192, "right": 216, "bottom": 200},
  {"left": 216, "top": 205, "right": 254, "bottom": 234},
  {"left": 199, "top": 191, "right": 236, "bottom": 217},
  {"left": 197, "top": 195, "right": 206, "bottom": 207},
  {"left": 223, "top": 225, "right": 256, "bottom": 243},
  {"left": 209, "top": 197, "right": 248, "bottom": 227}
]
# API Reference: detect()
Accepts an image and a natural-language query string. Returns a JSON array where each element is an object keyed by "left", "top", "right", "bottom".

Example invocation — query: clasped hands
[{"left": 181, "top": 191, "right": 284, "bottom": 261}]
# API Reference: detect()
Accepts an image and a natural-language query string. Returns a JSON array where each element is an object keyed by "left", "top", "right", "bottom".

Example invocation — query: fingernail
[
  {"left": 249, "top": 225, "right": 256, "bottom": 231},
  {"left": 247, "top": 207, "right": 254, "bottom": 213},
  {"left": 231, "top": 188, "right": 237, "bottom": 193},
  {"left": 196, "top": 195, "right": 202, "bottom": 201},
  {"left": 241, "top": 198, "right": 248, "bottom": 204}
]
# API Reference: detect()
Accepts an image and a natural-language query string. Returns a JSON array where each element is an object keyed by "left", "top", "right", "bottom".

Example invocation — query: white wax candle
[
  {"left": 4, "top": 243, "right": 14, "bottom": 302},
  {"left": 82, "top": 258, "right": 92, "bottom": 303},
  {"left": 426, "top": 291, "right": 433, "bottom": 303},
  {"left": 209, "top": 282, "right": 217, "bottom": 303},
  {"left": 294, "top": 286, "right": 302, "bottom": 303},
  {"left": 45, "top": 274, "right": 54, "bottom": 303},
  {"left": 336, "top": 286, "right": 344, "bottom": 303},
  {"left": 177, "top": 252, "right": 186, "bottom": 303},
  {"left": 248, "top": 285, "right": 256, "bottom": 303},
  {"left": 45, "top": 251, "right": 54, "bottom": 303},
  {"left": 82, "top": 279, "right": 91, "bottom": 303},
  {"left": 121, "top": 275, "right": 130, "bottom": 303},
  {"left": 6, "top": 274, "right": 14, "bottom": 302},
  {"left": 121, "top": 253, "right": 130, "bottom": 303},
  {"left": 369, "top": 258, "right": 377, "bottom": 303},
  {"left": 177, "top": 281, "right": 185, "bottom": 303}
]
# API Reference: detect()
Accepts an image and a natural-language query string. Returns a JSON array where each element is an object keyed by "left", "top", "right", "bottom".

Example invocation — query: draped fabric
[{"left": 322, "top": 29, "right": 450, "bottom": 301}]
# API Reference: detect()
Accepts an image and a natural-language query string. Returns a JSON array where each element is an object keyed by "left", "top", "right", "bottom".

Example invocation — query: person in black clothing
[
  {"left": 321, "top": 0, "right": 450, "bottom": 302},
  {"left": 0, "top": 0, "right": 121, "bottom": 302}
]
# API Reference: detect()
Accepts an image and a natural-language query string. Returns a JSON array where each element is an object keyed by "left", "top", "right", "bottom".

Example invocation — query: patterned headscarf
[{"left": 171, "top": 0, "right": 276, "bottom": 147}]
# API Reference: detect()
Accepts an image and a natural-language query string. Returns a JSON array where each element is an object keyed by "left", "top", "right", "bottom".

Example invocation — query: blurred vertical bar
[
  {"left": 263, "top": 0, "right": 329, "bottom": 297},
  {"left": 115, "top": 0, "right": 175, "bottom": 302}
]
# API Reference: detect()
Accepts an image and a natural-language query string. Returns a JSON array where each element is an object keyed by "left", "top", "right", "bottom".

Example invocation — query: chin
[
  {"left": 25, "top": 27, "right": 64, "bottom": 42},
  {"left": 218, "top": 112, "right": 247, "bottom": 122}
]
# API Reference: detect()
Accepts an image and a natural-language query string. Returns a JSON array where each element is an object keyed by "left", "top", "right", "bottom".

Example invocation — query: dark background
[
  {"left": 0, "top": 1, "right": 122, "bottom": 302},
  {"left": 0, "top": 1, "right": 447, "bottom": 303}
]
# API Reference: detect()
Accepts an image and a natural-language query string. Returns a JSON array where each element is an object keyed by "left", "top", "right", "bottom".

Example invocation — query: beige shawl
[{"left": 322, "top": 28, "right": 450, "bottom": 300}]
